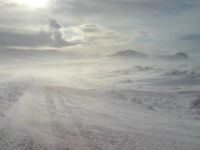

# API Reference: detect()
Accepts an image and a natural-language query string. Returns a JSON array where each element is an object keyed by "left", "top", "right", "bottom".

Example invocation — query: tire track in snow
[
  {"left": 47, "top": 87, "right": 138, "bottom": 150},
  {"left": 45, "top": 87, "right": 102, "bottom": 150},
  {"left": 0, "top": 85, "right": 51, "bottom": 150}
]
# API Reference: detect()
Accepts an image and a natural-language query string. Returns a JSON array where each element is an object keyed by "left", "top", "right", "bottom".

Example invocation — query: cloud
[
  {"left": 0, "top": 30, "right": 51, "bottom": 47},
  {"left": 76, "top": 24, "right": 102, "bottom": 33},
  {"left": 48, "top": 19, "right": 74, "bottom": 47},
  {"left": 69, "top": 23, "right": 123, "bottom": 45},
  {"left": 53, "top": 0, "right": 200, "bottom": 18},
  {"left": 0, "top": 1, "right": 199, "bottom": 53},
  {"left": 180, "top": 34, "right": 200, "bottom": 41},
  {"left": 51, "top": 30, "right": 72, "bottom": 47},
  {"left": 0, "top": 1, "right": 49, "bottom": 29},
  {"left": 132, "top": 30, "right": 149, "bottom": 39},
  {"left": 49, "top": 19, "right": 61, "bottom": 30},
  {"left": 0, "top": 19, "right": 79, "bottom": 48}
]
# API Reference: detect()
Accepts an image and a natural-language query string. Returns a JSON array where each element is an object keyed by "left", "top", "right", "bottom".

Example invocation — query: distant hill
[
  {"left": 110, "top": 50, "right": 149, "bottom": 58},
  {"left": 110, "top": 50, "right": 189, "bottom": 61},
  {"left": 169, "top": 52, "right": 189, "bottom": 60},
  {"left": 155, "top": 52, "right": 189, "bottom": 61}
]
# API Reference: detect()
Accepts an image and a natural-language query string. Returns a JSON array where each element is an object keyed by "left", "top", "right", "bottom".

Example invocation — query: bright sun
[{"left": 15, "top": 0, "right": 49, "bottom": 8}]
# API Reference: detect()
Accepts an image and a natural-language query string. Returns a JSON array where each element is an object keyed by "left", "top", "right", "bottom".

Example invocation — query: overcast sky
[{"left": 0, "top": 0, "right": 200, "bottom": 54}]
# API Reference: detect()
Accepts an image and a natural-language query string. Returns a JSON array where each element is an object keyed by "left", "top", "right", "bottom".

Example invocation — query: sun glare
[{"left": 15, "top": 0, "right": 49, "bottom": 8}]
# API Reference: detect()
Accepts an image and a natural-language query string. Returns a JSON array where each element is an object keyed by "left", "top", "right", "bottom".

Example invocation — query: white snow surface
[{"left": 0, "top": 56, "right": 200, "bottom": 150}]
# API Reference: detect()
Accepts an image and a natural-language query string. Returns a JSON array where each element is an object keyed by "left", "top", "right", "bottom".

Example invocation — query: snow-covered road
[{"left": 0, "top": 80, "right": 200, "bottom": 150}]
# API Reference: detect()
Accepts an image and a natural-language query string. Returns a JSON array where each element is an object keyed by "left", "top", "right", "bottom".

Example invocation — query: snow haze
[{"left": 0, "top": 0, "right": 200, "bottom": 150}]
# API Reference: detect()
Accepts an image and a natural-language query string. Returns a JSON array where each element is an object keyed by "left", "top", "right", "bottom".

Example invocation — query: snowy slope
[{"left": 0, "top": 56, "right": 200, "bottom": 150}]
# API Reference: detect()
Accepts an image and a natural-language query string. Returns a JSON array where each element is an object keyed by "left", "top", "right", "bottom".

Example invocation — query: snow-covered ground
[{"left": 0, "top": 56, "right": 200, "bottom": 150}]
